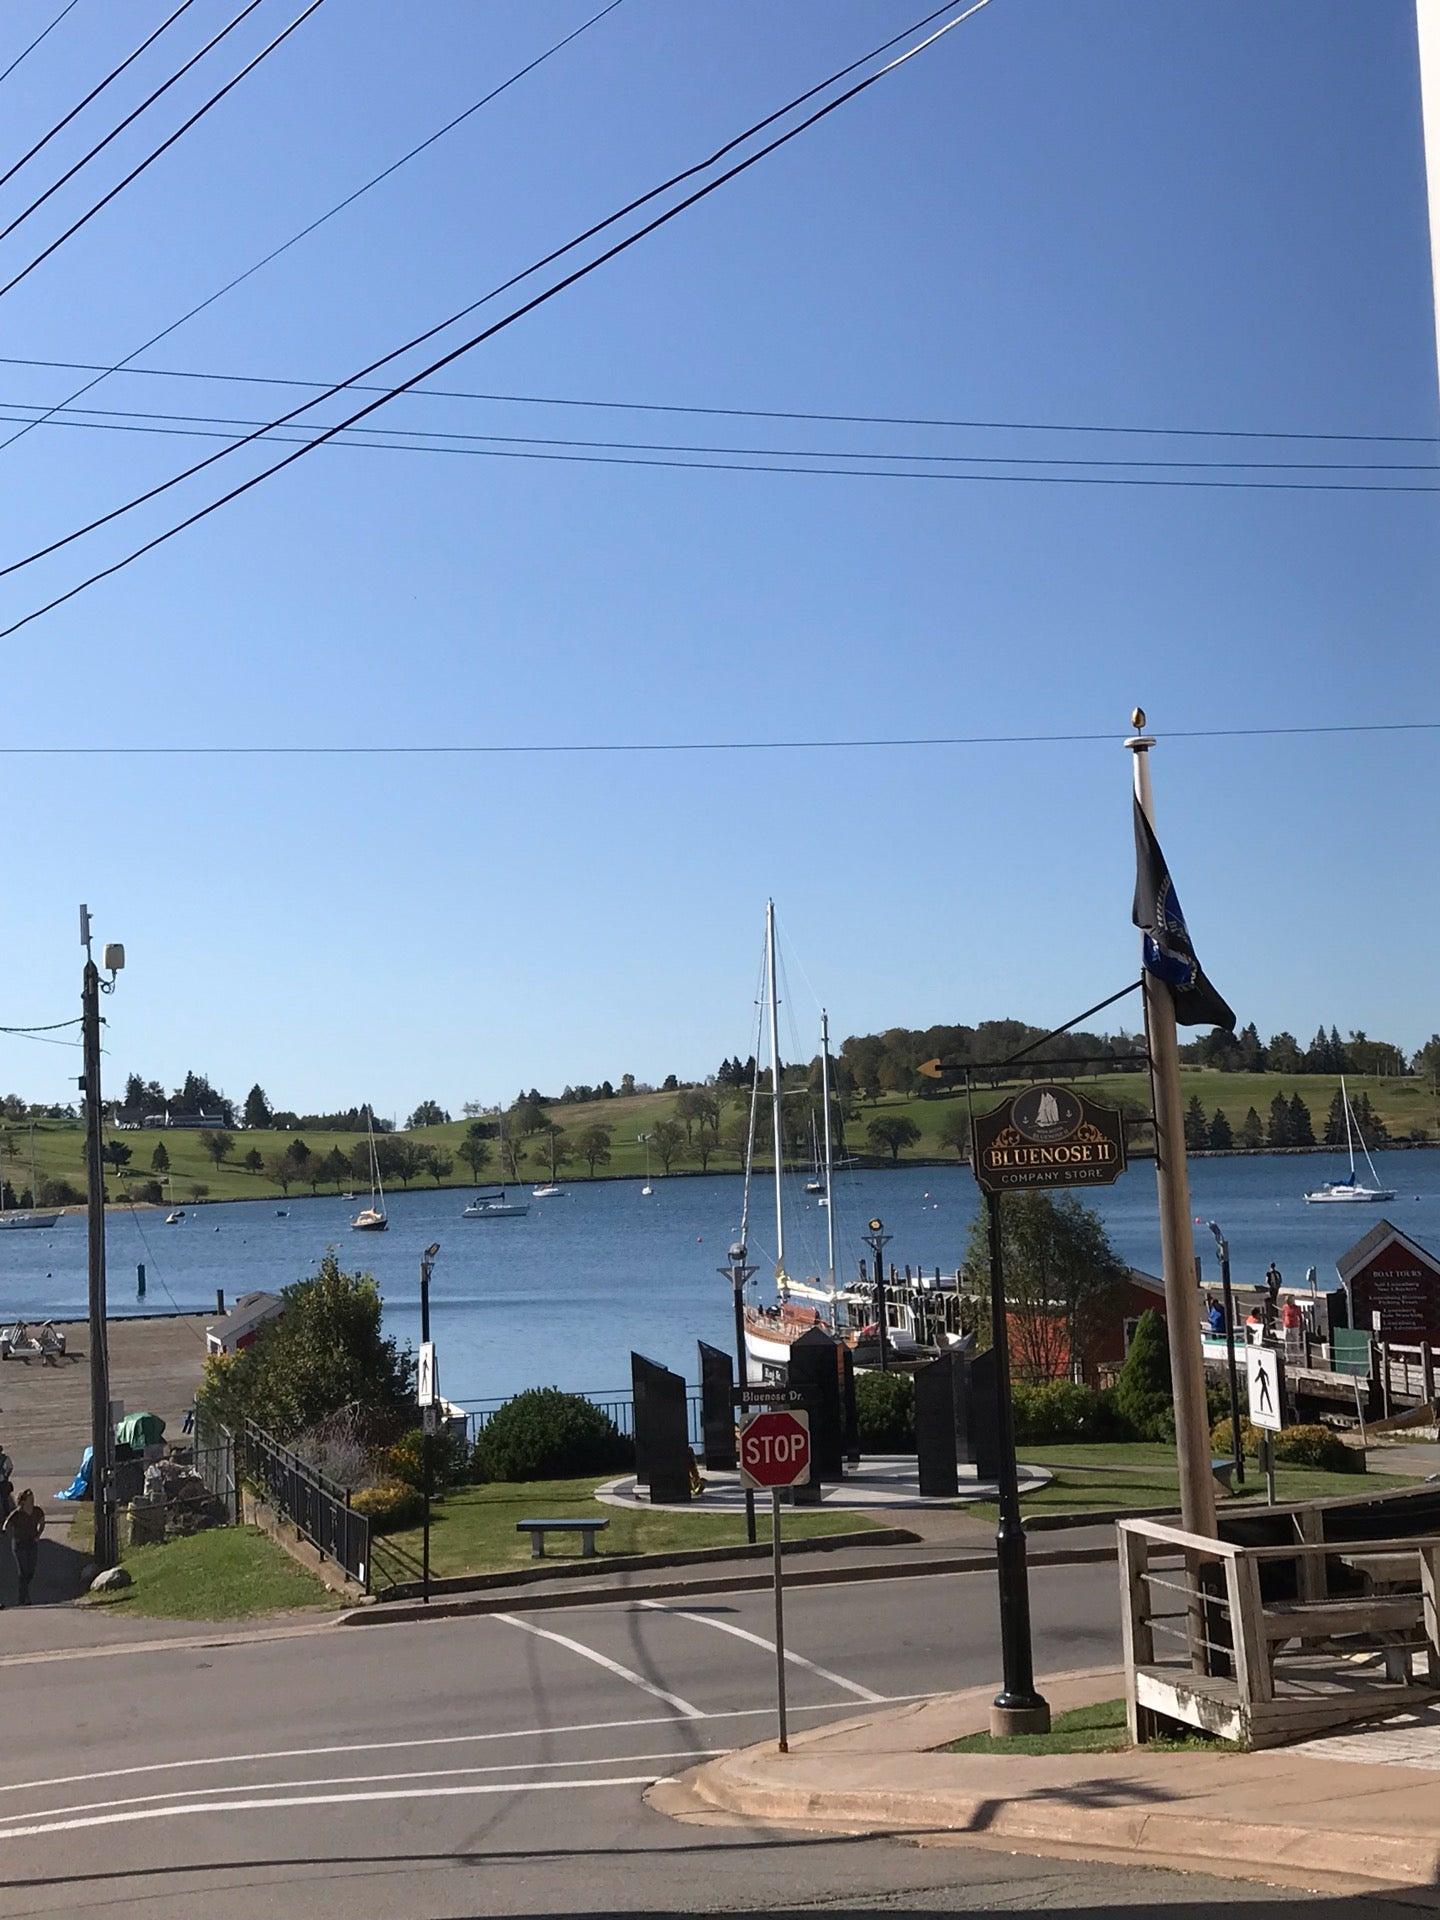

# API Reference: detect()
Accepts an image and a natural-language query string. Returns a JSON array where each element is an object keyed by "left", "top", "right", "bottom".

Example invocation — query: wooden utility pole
[
  {"left": 80, "top": 907, "right": 117, "bottom": 1569},
  {"left": 1125, "top": 715, "right": 1216, "bottom": 1537}
]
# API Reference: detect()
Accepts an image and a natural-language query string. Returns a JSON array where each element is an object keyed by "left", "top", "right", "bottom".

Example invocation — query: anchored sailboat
[
  {"left": 0, "top": 1123, "right": 59, "bottom": 1230},
  {"left": 463, "top": 1111, "right": 529, "bottom": 1218},
  {"left": 351, "top": 1107, "right": 388, "bottom": 1230},
  {"left": 1304, "top": 1078, "right": 1395, "bottom": 1204}
]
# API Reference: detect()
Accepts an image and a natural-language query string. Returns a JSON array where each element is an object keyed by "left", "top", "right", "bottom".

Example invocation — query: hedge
[
  {"left": 351, "top": 1481, "right": 425, "bottom": 1532},
  {"left": 1210, "top": 1418, "right": 1362, "bottom": 1476},
  {"left": 472, "top": 1388, "right": 634, "bottom": 1483},
  {"left": 853, "top": 1371, "right": 914, "bottom": 1450}
]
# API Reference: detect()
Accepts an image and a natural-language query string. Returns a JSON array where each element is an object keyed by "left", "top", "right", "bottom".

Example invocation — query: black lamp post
[{"left": 1207, "top": 1221, "right": 1244, "bottom": 1487}]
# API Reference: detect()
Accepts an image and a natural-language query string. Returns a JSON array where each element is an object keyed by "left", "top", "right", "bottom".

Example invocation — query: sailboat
[
  {"left": 531, "top": 1126, "right": 568, "bottom": 1199},
  {"left": 0, "top": 1123, "right": 60, "bottom": 1230},
  {"left": 1304, "top": 1077, "right": 1396, "bottom": 1204},
  {"left": 804, "top": 1111, "right": 825, "bottom": 1194},
  {"left": 351, "top": 1108, "right": 388, "bottom": 1230},
  {"left": 463, "top": 1111, "right": 529, "bottom": 1218},
  {"left": 637, "top": 1132, "right": 654, "bottom": 1196}
]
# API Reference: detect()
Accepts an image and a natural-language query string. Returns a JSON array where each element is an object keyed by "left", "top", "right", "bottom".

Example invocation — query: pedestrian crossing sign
[{"left": 1246, "top": 1345, "right": 1283, "bottom": 1432}]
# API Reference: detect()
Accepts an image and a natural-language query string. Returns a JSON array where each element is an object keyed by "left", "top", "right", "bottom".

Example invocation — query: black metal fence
[
  {"left": 191, "top": 1414, "right": 238, "bottom": 1525},
  {"left": 240, "top": 1420, "right": 370, "bottom": 1588},
  {"left": 460, "top": 1388, "right": 703, "bottom": 1447}
]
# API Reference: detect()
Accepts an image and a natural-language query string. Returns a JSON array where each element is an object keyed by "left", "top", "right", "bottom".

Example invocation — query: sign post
[
  {"left": 418, "top": 1244, "right": 441, "bottom": 1604},
  {"left": 1246, "top": 1344, "right": 1284, "bottom": 1505},
  {"left": 738, "top": 1407, "right": 812, "bottom": 1753},
  {"left": 971, "top": 1082, "right": 1127, "bottom": 1738}
]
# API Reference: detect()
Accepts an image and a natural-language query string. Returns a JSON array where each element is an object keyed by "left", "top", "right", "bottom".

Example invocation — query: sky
[{"left": 0, "top": 0, "right": 1436, "bottom": 1122}]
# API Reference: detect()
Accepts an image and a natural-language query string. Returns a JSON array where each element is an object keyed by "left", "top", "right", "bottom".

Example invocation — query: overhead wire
[
  {"left": 0, "top": 0, "right": 81, "bottom": 90},
  {"left": 0, "top": 0, "right": 268, "bottom": 247},
  {"left": 0, "top": 0, "right": 328, "bottom": 305},
  {"left": 1, "top": 394, "right": 1437, "bottom": 476},
  {"left": 0, "top": 719, "right": 1437, "bottom": 758},
  {"left": 0, "top": 0, "right": 203, "bottom": 194},
  {"left": 4, "top": 351, "right": 1430, "bottom": 448},
  {"left": 0, "top": 0, "right": 628, "bottom": 458},
  {"left": 0, "top": 0, "right": 1000, "bottom": 631}
]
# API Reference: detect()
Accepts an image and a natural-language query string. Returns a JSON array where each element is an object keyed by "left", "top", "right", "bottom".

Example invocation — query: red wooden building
[{"left": 1336, "top": 1220, "right": 1440, "bottom": 1344}]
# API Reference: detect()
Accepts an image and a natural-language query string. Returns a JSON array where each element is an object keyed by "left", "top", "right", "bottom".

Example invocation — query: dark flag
[{"left": 1132, "top": 798, "right": 1235, "bottom": 1030}]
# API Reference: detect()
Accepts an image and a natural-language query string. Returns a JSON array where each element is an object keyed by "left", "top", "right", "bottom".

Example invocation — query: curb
[
  {"left": 670, "top": 1681, "right": 1440, "bottom": 1899},
  {"left": 337, "top": 1541, "right": 1116, "bottom": 1626}
]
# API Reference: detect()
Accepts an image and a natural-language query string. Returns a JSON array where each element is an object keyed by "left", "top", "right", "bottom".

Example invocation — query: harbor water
[{"left": 4, "top": 1151, "right": 1439, "bottom": 1405}]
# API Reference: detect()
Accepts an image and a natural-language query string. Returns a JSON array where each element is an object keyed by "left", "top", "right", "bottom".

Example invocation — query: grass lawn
[
  {"left": 384, "top": 1475, "right": 878, "bottom": 1580},
  {"left": 84, "top": 1524, "right": 340, "bottom": 1620},
  {"left": 967, "top": 1441, "right": 1415, "bottom": 1523},
  {"left": 946, "top": 1697, "right": 1220, "bottom": 1757}
]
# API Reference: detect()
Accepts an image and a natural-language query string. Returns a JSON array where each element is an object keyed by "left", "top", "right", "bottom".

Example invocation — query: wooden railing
[{"left": 1119, "top": 1513, "right": 1440, "bottom": 1749}]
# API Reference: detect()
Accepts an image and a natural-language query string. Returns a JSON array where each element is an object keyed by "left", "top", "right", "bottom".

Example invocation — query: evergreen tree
[
  {"left": 243, "top": 1083, "right": 273, "bottom": 1131},
  {"left": 1352, "top": 1091, "right": 1388, "bottom": 1143},
  {"left": 1183, "top": 1094, "right": 1208, "bottom": 1151},
  {"left": 1208, "top": 1108, "right": 1233, "bottom": 1149},
  {"left": 1267, "top": 1032, "right": 1303, "bottom": 1074},
  {"left": 1239, "top": 1106, "right": 1264, "bottom": 1149},
  {"left": 150, "top": 1141, "right": 169, "bottom": 1174},
  {"left": 1288, "top": 1092, "right": 1315, "bottom": 1147},
  {"left": 1323, "top": 1087, "right": 1348, "bottom": 1147},
  {"left": 1235, "top": 1022, "right": 1266, "bottom": 1071},
  {"left": 1267, "top": 1093, "right": 1293, "bottom": 1148}
]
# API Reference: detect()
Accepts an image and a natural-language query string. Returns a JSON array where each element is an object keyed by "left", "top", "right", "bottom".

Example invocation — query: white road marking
[
  {"left": 11, "top": 1748, "right": 732, "bottom": 1828},
  {"left": 492, "top": 1612, "right": 704, "bottom": 1717},
  {"left": 0, "top": 1693, "right": 941, "bottom": 1799},
  {"left": 0, "top": 1775, "right": 665, "bottom": 1842},
  {"left": 639, "top": 1597, "right": 884, "bottom": 1702}
]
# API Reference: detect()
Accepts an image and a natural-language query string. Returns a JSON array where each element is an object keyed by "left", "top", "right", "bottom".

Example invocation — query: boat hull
[{"left": 0, "top": 1215, "right": 59, "bottom": 1230}]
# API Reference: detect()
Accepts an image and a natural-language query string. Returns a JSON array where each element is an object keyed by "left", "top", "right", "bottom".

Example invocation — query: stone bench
[{"left": 516, "top": 1517, "right": 609, "bottom": 1560}]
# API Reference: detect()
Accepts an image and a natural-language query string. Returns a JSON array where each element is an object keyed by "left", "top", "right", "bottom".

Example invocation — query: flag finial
[{"left": 1131, "top": 705, "right": 1146, "bottom": 729}]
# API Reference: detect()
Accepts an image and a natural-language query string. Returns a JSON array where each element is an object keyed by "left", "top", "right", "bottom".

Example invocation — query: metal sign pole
[
  {"left": 772, "top": 1488, "right": 789, "bottom": 1753},
  {"left": 419, "top": 1242, "right": 440, "bottom": 1606}
]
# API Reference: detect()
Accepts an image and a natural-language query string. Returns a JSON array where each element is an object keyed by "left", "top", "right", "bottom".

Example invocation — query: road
[{"left": 0, "top": 1560, "right": 1416, "bottom": 1919}]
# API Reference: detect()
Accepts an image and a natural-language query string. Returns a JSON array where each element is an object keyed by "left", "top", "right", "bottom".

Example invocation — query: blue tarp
[{"left": 55, "top": 1446, "right": 92, "bottom": 1502}]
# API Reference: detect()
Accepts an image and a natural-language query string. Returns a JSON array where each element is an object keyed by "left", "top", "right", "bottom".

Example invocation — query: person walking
[{"left": 4, "top": 1490, "right": 45, "bottom": 1607}]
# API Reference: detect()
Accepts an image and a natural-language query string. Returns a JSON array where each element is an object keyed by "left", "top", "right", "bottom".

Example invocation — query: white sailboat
[
  {"left": 0, "top": 1123, "right": 59, "bottom": 1230},
  {"left": 803, "top": 1110, "right": 825, "bottom": 1194},
  {"left": 638, "top": 1132, "right": 653, "bottom": 1196},
  {"left": 463, "top": 1112, "right": 529, "bottom": 1218},
  {"left": 351, "top": 1108, "right": 388, "bottom": 1230},
  {"left": 1304, "top": 1077, "right": 1395, "bottom": 1204}
]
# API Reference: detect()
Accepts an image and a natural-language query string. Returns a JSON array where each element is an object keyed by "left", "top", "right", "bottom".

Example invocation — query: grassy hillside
[{"left": 11, "top": 1068, "right": 1434, "bottom": 1207}]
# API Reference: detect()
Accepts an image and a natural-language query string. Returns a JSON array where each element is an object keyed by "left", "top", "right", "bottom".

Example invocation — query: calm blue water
[{"left": 7, "top": 1152, "right": 1440, "bottom": 1403}]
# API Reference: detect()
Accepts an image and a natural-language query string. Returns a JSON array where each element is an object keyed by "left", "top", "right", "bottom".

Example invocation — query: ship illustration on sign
[{"left": 972, "top": 1083, "right": 1128, "bottom": 1195}]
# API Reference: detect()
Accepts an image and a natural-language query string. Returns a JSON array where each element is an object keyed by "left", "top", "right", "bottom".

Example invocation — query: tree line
[{"left": 1182, "top": 1086, "right": 1389, "bottom": 1153}]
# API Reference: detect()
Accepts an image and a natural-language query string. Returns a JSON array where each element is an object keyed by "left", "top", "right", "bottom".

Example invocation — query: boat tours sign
[{"left": 971, "top": 1084, "right": 1127, "bottom": 1196}]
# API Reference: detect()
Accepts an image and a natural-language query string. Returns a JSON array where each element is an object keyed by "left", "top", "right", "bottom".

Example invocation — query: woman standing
[{"left": 4, "top": 1490, "right": 45, "bottom": 1606}]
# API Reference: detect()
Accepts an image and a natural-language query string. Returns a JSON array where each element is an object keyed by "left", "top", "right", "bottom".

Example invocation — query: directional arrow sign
[{"left": 918, "top": 1058, "right": 966, "bottom": 1084}]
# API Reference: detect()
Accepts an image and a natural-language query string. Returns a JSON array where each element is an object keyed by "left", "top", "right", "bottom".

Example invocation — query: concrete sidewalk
[{"left": 662, "top": 1668, "right": 1440, "bottom": 1902}]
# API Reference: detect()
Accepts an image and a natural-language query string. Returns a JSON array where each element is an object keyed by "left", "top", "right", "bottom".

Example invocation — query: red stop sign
[{"left": 738, "top": 1408, "right": 812, "bottom": 1489}]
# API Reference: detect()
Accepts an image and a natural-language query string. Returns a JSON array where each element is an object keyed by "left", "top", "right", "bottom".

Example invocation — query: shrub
[
  {"left": 1113, "top": 1310, "right": 1175, "bottom": 1442},
  {"left": 350, "top": 1481, "right": 425, "bottom": 1533},
  {"left": 471, "top": 1388, "right": 633, "bottom": 1483},
  {"left": 1209, "top": 1418, "right": 1362, "bottom": 1476},
  {"left": 383, "top": 1423, "right": 470, "bottom": 1493},
  {"left": 39, "top": 1177, "right": 82, "bottom": 1207},
  {"left": 1011, "top": 1380, "right": 1125, "bottom": 1446},
  {"left": 854, "top": 1371, "right": 914, "bottom": 1450}
]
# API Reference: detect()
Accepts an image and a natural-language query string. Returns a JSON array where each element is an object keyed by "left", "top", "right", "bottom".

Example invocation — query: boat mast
[
  {"left": 820, "top": 1008, "right": 837, "bottom": 1329},
  {"left": 765, "top": 900, "right": 785, "bottom": 1291},
  {"left": 1342, "top": 1073, "right": 1356, "bottom": 1182},
  {"left": 368, "top": 1106, "right": 385, "bottom": 1216}
]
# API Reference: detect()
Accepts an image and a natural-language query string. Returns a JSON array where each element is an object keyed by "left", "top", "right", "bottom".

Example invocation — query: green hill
[{"left": 11, "top": 1066, "right": 1433, "bottom": 1208}]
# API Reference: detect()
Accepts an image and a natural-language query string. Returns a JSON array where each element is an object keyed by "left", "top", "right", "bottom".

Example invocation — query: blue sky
[{"left": 0, "top": 0, "right": 1435, "bottom": 1120}]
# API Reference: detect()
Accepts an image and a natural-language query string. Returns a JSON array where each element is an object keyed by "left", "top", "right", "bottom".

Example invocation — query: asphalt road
[{"left": 0, "top": 1561, "right": 1418, "bottom": 1919}]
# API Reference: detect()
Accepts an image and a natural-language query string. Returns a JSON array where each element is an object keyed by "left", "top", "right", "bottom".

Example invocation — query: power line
[
  {"left": 0, "top": 721, "right": 1435, "bottom": 758},
  {"left": 0, "top": 0, "right": 81, "bottom": 89},
  {"left": 2, "top": 397, "right": 1438, "bottom": 488},
  {"left": 0, "top": 0, "right": 267, "bottom": 248},
  {"left": 0, "top": 0, "right": 203, "bottom": 195},
  {"left": 0, "top": 0, "right": 327, "bottom": 304},
  {"left": 4, "top": 351, "right": 1431, "bottom": 449},
  {"left": 0, "top": 0, "right": 627, "bottom": 458},
  {"left": 0, "top": 1018, "right": 82, "bottom": 1033},
  {"left": 0, "top": 0, "right": 998, "bottom": 627}
]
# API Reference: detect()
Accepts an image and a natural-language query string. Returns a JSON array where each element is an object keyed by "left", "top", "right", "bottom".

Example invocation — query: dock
[{"left": 0, "top": 1314, "right": 210, "bottom": 1493}]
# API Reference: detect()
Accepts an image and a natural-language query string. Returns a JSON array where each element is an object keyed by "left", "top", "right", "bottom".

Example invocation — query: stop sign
[{"left": 738, "top": 1408, "right": 811, "bottom": 1490}]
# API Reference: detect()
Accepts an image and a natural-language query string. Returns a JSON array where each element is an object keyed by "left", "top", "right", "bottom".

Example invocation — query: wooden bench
[{"left": 516, "top": 1517, "right": 609, "bottom": 1560}]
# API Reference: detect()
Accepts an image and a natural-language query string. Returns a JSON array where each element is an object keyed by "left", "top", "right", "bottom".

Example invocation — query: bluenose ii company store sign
[{"left": 971, "top": 1084, "right": 1127, "bottom": 1196}]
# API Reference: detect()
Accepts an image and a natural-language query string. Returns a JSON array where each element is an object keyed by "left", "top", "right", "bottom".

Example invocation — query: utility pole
[
  {"left": 1125, "top": 714, "right": 1216, "bottom": 1537},
  {"left": 819, "top": 1010, "right": 837, "bottom": 1330},
  {"left": 80, "top": 905, "right": 123, "bottom": 1570},
  {"left": 724, "top": 1241, "right": 758, "bottom": 1544},
  {"left": 765, "top": 899, "right": 784, "bottom": 1290}
]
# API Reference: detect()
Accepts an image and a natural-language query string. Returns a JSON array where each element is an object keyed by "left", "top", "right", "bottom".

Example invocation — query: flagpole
[{"left": 1126, "top": 708, "right": 1216, "bottom": 1538}]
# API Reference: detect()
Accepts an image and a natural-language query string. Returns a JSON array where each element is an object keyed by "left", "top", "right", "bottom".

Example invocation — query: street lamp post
[
  {"left": 863, "top": 1220, "right": 892, "bottom": 1371},
  {"left": 724, "top": 1240, "right": 757, "bottom": 1545},
  {"left": 419, "top": 1242, "right": 440, "bottom": 1603},
  {"left": 1207, "top": 1221, "right": 1245, "bottom": 1487}
]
